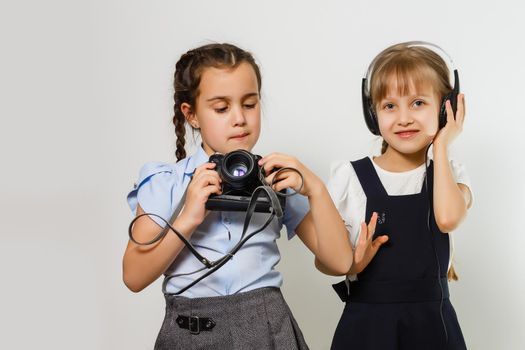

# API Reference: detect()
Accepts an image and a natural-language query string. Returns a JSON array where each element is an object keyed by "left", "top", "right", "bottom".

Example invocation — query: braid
[
  {"left": 381, "top": 139, "right": 389, "bottom": 154},
  {"left": 448, "top": 264, "right": 459, "bottom": 281},
  {"left": 173, "top": 95, "right": 186, "bottom": 161},
  {"left": 172, "top": 52, "right": 196, "bottom": 162}
]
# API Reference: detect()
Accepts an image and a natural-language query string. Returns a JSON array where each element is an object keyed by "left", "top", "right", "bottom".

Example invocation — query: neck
[{"left": 375, "top": 146, "right": 428, "bottom": 172}]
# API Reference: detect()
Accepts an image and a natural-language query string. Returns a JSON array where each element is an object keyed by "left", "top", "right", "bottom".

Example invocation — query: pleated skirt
[{"left": 155, "top": 287, "right": 309, "bottom": 350}]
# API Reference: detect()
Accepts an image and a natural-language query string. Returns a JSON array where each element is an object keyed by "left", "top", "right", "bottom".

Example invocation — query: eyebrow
[{"left": 206, "top": 92, "right": 259, "bottom": 102}]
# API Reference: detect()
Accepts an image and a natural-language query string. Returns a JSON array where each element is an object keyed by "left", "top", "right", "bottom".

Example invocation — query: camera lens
[
  {"left": 228, "top": 162, "right": 248, "bottom": 177},
  {"left": 222, "top": 151, "right": 255, "bottom": 188}
]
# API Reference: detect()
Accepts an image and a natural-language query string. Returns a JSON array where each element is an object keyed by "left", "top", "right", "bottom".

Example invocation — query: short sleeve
[
  {"left": 450, "top": 159, "right": 474, "bottom": 206},
  {"left": 282, "top": 190, "right": 309, "bottom": 240},
  {"left": 327, "top": 160, "right": 351, "bottom": 208},
  {"left": 327, "top": 161, "right": 355, "bottom": 231},
  {"left": 126, "top": 162, "right": 181, "bottom": 228},
  {"left": 327, "top": 160, "right": 370, "bottom": 248}
]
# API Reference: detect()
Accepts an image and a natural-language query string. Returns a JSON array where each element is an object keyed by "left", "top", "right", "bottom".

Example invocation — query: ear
[{"left": 181, "top": 102, "right": 199, "bottom": 129}]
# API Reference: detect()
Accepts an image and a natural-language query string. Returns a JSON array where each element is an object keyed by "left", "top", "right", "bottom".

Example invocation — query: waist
[
  {"left": 164, "top": 286, "right": 283, "bottom": 312},
  {"left": 164, "top": 267, "right": 283, "bottom": 298},
  {"left": 340, "top": 278, "right": 449, "bottom": 303}
]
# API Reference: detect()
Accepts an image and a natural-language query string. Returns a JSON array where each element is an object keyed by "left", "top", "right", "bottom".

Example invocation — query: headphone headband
[{"left": 363, "top": 41, "right": 457, "bottom": 95}]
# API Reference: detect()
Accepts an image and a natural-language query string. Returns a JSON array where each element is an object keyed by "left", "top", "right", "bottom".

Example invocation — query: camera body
[{"left": 205, "top": 149, "right": 286, "bottom": 213}]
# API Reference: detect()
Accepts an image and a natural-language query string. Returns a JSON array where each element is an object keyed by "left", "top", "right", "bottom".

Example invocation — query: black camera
[{"left": 205, "top": 149, "right": 286, "bottom": 213}]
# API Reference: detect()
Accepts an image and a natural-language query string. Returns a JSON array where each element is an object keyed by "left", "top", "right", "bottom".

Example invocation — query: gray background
[{"left": 1, "top": 0, "right": 524, "bottom": 349}]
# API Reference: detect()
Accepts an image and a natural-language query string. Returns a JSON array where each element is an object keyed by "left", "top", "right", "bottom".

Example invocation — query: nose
[
  {"left": 231, "top": 105, "right": 247, "bottom": 126},
  {"left": 397, "top": 106, "right": 414, "bottom": 126}
]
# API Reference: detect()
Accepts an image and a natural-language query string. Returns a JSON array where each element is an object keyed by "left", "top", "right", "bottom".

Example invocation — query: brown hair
[
  {"left": 372, "top": 43, "right": 458, "bottom": 281},
  {"left": 172, "top": 43, "right": 262, "bottom": 161}
]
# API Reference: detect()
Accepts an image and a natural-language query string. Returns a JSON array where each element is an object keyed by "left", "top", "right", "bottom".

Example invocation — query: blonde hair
[
  {"left": 370, "top": 42, "right": 452, "bottom": 110},
  {"left": 372, "top": 42, "right": 458, "bottom": 281}
]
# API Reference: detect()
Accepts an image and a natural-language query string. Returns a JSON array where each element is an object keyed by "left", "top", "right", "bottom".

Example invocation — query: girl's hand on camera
[
  {"left": 179, "top": 162, "right": 222, "bottom": 227},
  {"left": 258, "top": 153, "right": 322, "bottom": 197}
]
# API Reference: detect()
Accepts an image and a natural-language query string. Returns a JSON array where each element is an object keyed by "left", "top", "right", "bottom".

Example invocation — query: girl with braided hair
[{"left": 123, "top": 43, "right": 353, "bottom": 349}]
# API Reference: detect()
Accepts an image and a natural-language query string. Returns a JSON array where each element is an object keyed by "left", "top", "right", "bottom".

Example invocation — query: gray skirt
[{"left": 155, "top": 287, "right": 309, "bottom": 350}]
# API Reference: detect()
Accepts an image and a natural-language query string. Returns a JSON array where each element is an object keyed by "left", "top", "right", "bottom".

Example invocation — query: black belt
[
  {"left": 176, "top": 315, "right": 216, "bottom": 334},
  {"left": 333, "top": 278, "right": 449, "bottom": 303}
]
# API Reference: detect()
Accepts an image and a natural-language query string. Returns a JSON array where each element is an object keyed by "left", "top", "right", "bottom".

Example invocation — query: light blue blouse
[{"left": 127, "top": 146, "right": 309, "bottom": 297}]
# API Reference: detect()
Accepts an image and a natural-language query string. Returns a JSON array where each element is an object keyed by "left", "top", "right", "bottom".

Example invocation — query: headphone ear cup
[
  {"left": 439, "top": 96, "right": 448, "bottom": 129},
  {"left": 368, "top": 105, "right": 380, "bottom": 136},
  {"left": 362, "top": 99, "right": 380, "bottom": 136},
  {"left": 439, "top": 92, "right": 459, "bottom": 129},
  {"left": 362, "top": 78, "right": 381, "bottom": 135}
]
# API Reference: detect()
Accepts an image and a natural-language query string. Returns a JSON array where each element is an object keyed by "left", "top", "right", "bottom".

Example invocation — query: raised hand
[
  {"left": 349, "top": 212, "right": 389, "bottom": 274},
  {"left": 434, "top": 93, "right": 466, "bottom": 149}
]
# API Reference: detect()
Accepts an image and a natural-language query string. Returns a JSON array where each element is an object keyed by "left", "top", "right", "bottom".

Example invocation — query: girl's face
[
  {"left": 186, "top": 62, "right": 261, "bottom": 156},
  {"left": 376, "top": 79, "right": 440, "bottom": 155}
]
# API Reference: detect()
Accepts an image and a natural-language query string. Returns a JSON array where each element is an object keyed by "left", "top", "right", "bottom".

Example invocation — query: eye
[
  {"left": 243, "top": 98, "right": 259, "bottom": 109},
  {"left": 214, "top": 106, "right": 228, "bottom": 113},
  {"left": 413, "top": 100, "right": 425, "bottom": 107},
  {"left": 383, "top": 103, "right": 395, "bottom": 110}
]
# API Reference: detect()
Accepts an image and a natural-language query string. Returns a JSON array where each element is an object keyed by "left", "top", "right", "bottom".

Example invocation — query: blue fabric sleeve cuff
[
  {"left": 126, "top": 162, "right": 177, "bottom": 228},
  {"left": 282, "top": 190, "right": 309, "bottom": 240}
]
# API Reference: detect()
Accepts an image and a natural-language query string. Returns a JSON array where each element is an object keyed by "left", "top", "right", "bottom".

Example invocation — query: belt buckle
[{"left": 189, "top": 315, "right": 200, "bottom": 334}]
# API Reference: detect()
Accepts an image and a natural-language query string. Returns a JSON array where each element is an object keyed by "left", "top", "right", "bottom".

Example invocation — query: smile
[{"left": 395, "top": 130, "right": 419, "bottom": 139}]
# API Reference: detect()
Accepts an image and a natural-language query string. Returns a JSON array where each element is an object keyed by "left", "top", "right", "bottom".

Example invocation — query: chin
[
  {"left": 387, "top": 142, "right": 428, "bottom": 155},
  {"left": 224, "top": 143, "right": 253, "bottom": 153},
  {"left": 229, "top": 138, "right": 257, "bottom": 151}
]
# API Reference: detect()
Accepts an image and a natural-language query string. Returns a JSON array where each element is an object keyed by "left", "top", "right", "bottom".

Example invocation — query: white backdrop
[{"left": 1, "top": 0, "right": 524, "bottom": 349}]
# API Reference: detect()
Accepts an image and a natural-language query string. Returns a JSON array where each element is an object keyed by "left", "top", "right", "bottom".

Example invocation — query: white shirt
[{"left": 327, "top": 156, "right": 472, "bottom": 275}]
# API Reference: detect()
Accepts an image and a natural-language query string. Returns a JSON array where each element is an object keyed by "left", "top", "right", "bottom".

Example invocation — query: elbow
[
  {"left": 435, "top": 215, "right": 463, "bottom": 233},
  {"left": 315, "top": 256, "right": 352, "bottom": 276},
  {"left": 123, "top": 270, "right": 147, "bottom": 293},
  {"left": 434, "top": 199, "right": 468, "bottom": 233},
  {"left": 335, "top": 258, "right": 353, "bottom": 276},
  {"left": 125, "top": 281, "right": 145, "bottom": 293}
]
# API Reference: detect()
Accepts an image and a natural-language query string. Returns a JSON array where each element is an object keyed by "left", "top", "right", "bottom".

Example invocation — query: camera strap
[
  {"left": 128, "top": 167, "right": 302, "bottom": 295},
  {"left": 128, "top": 187, "right": 215, "bottom": 267},
  {"left": 128, "top": 185, "right": 284, "bottom": 295}
]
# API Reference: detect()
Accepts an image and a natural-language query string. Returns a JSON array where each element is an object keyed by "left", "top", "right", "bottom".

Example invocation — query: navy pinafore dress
[{"left": 331, "top": 157, "right": 467, "bottom": 350}]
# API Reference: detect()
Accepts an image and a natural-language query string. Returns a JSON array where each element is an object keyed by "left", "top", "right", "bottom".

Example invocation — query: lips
[
  {"left": 230, "top": 132, "right": 249, "bottom": 140},
  {"left": 395, "top": 130, "right": 419, "bottom": 138}
]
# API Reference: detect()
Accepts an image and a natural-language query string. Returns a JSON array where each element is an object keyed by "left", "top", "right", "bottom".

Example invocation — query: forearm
[
  {"left": 308, "top": 182, "right": 353, "bottom": 274},
  {"left": 123, "top": 214, "right": 197, "bottom": 292},
  {"left": 432, "top": 145, "right": 468, "bottom": 232}
]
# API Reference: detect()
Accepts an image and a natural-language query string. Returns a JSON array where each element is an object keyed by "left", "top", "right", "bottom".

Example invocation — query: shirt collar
[{"left": 183, "top": 145, "right": 210, "bottom": 177}]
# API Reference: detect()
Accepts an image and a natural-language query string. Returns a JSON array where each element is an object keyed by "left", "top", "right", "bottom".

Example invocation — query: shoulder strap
[{"left": 350, "top": 157, "right": 388, "bottom": 197}]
